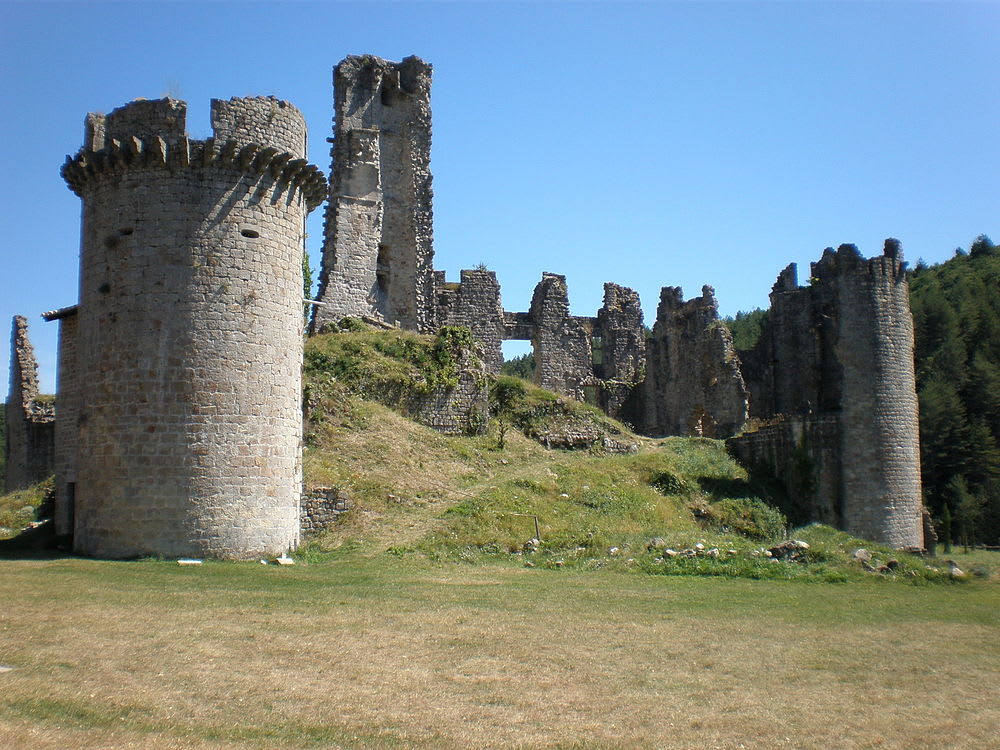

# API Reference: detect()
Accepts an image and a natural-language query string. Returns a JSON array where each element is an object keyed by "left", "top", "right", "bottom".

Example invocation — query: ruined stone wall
[
  {"left": 529, "top": 273, "right": 595, "bottom": 400},
  {"left": 300, "top": 487, "right": 350, "bottom": 535},
  {"left": 4, "top": 316, "right": 55, "bottom": 492},
  {"left": 43, "top": 308, "right": 79, "bottom": 537},
  {"left": 430, "top": 271, "right": 646, "bottom": 418},
  {"left": 727, "top": 416, "right": 842, "bottom": 527},
  {"left": 595, "top": 283, "right": 645, "bottom": 419},
  {"left": 60, "top": 97, "right": 326, "bottom": 559},
  {"left": 434, "top": 269, "right": 506, "bottom": 374},
  {"left": 414, "top": 348, "right": 489, "bottom": 435},
  {"left": 639, "top": 286, "right": 748, "bottom": 438},
  {"left": 314, "top": 55, "right": 434, "bottom": 332},
  {"left": 731, "top": 241, "right": 922, "bottom": 548}
]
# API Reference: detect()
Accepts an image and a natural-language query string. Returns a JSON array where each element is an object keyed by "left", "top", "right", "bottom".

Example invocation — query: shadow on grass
[
  {"left": 696, "top": 476, "right": 759, "bottom": 498},
  {"left": 0, "top": 521, "right": 73, "bottom": 560}
]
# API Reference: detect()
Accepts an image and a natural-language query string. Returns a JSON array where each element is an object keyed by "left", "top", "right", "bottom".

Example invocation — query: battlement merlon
[
  {"left": 809, "top": 240, "right": 909, "bottom": 286},
  {"left": 64, "top": 97, "right": 326, "bottom": 210},
  {"left": 335, "top": 54, "right": 433, "bottom": 101}
]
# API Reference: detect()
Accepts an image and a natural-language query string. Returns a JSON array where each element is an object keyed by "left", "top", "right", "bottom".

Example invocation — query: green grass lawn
[{"left": 1, "top": 554, "right": 997, "bottom": 749}]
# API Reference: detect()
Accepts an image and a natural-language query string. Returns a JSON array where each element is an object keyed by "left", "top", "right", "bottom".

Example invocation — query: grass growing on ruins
[
  {"left": 0, "top": 478, "right": 50, "bottom": 541},
  {"left": 299, "top": 392, "right": 953, "bottom": 582},
  {"left": 303, "top": 324, "right": 479, "bottom": 410},
  {"left": 0, "top": 553, "right": 997, "bottom": 749}
]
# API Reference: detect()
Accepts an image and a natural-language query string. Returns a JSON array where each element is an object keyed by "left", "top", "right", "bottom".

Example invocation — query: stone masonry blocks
[
  {"left": 729, "top": 241, "right": 923, "bottom": 549},
  {"left": 4, "top": 316, "right": 55, "bottom": 492},
  {"left": 640, "top": 285, "right": 749, "bottom": 438},
  {"left": 59, "top": 97, "right": 325, "bottom": 559},
  {"left": 314, "top": 55, "right": 435, "bottom": 333}
]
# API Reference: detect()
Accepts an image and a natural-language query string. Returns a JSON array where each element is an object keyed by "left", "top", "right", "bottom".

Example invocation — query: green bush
[
  {"left": 650, "top": 471, "right": 688, "bottom": 495},
  {"left": 704, "top": 497, "right": 787, "bottom": 540}
]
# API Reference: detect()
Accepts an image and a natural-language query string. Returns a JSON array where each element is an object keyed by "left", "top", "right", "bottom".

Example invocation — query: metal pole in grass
[{"left": 505, "top": 512, "right": 541, "bottom": 541}]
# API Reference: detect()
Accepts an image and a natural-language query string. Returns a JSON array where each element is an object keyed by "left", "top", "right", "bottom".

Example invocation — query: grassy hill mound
[{"left": 301, "top": 327, "right": 955, "bottom": 583}]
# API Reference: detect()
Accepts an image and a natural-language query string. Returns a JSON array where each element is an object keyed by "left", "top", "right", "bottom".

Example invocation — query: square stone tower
[{"left": 312, "top": 55, "right": 435, "bottom": 332}]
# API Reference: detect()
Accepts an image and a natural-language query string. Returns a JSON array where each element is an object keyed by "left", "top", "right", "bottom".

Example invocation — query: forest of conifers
[{"left": 910, "top": 236, "right": 1000, "bottom": 545}]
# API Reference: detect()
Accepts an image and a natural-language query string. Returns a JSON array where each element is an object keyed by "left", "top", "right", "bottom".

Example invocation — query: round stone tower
[{"left": 61, "top": 97, "right": 326, "bottom": 559}]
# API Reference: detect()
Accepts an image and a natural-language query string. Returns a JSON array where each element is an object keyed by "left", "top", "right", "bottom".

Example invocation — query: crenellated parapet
[{"left": 61, "top": 97, "right": 327, "bottom": 210}]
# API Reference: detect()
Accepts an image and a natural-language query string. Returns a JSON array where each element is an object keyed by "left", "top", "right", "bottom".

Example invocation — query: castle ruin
[
  {"left": 41, "top": 96, "right": 325, "bottom": 559},
  {"left": 6, "top": 54, "right": 924, "bottom": 556},
  {"left": 5, "top": 316, "right": 55, "bottom": 493}
]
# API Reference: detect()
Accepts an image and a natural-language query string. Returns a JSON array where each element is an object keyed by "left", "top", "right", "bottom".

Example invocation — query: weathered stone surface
[
  {"left": 414, "top": 345, "right": 490, "bottom": 435},
  {"left": 638, "top": 285, "right": 748, "bottom": 438},
  {"left": 55, "top": 96, "right": 325, "bottom": 559},
  {"left": 595, "top": 283, "right": 645, "bottom": 419},
  {"left": 729, "top": 241, "right": 923, "bottom": 549},
  {"left": 434, "top": 269, "right": 506, "bottom": 374},
  {"left": 4, "top": 316, "right": 55, "bottom": 492},
  {"left": 529, "top": 273, "right": 596, "bottom": 400},
  {"left": 300, "top": 487, "right": 351, "bottom": 534},
  {"left": 313, "top": 56, "right": 435, "bottom": 333},
  {"left": 41, "top": 306, "right": 78, "bottom": 537}
]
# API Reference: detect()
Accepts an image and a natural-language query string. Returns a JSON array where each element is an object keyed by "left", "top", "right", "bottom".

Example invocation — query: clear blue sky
[{"left": 2, "top": 1, "right": 997, "bottom": 391}]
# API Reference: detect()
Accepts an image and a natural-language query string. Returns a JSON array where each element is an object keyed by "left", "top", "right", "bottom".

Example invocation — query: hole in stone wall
[
  {"left": 119, "top": 227, "right": 134, "bottom": 236},
  {"left": 98, "top": 282, "right": 111, "bottom": 294},
  {"left": 376, "top": 244, "right": 390, "bottom": 294},
  {"left": 500, "top": 340, "right": 535, "bottom": 379},
  {"left": 241, "top": 228, "right": 260, "bottom": 239},
  {"left": 591, "top": 335, "right": 604, "bottom": 373}
]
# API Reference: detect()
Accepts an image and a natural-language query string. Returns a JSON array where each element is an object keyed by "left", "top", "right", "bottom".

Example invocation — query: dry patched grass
[{"left": 1, "top": 556, "right": 998, "bottom": 749}]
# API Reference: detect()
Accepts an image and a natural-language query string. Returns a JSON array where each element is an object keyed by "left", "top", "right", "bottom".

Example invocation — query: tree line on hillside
[
  {"left": 723, "top": 235, "right": 1000, "bottom": 546},
  {"left": 909, "top": 235, "right": 1000, "bottom": 546}
]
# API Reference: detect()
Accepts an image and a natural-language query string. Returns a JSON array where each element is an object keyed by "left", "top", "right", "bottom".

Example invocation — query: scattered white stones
[
  {"left": 0, "top": 666, "right": 14, "bottom": 674},
  {"left": 275, "top": 555, "right": 295, "bottom": 566},
  {"left": 177, "top": 559, "right": 203, "bottom": 566}
]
